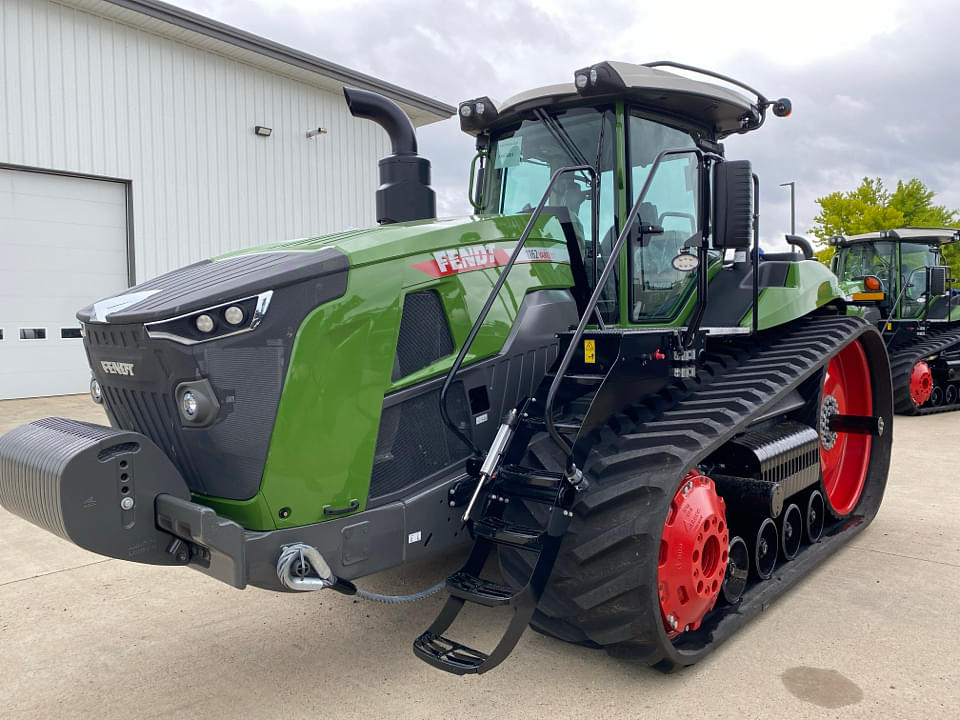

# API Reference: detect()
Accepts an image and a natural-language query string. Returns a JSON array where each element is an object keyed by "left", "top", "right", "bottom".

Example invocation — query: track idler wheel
[
  {"left": 909, "top": 360, "right": 933, "bottom": 407},
  {"left": 657, "top": 471, "right": 728, "bottom": 636},
  {"left": 930, "top": 386, "right": 944, "bottom": 407},
  {"left": 820, "top": 339, "right": 875, "bottom": 517},
  {"left": 720, "top": 536, "right": 749, "bottom": 605},
  {"left": 805, "top": 490, "right": 825, "bottom": 543},
  {"left": 780, "top": 503, "right": 802, "bottom": 560},
  {"left": 752, "top": 518, "right": 778, "bottom": 580}
]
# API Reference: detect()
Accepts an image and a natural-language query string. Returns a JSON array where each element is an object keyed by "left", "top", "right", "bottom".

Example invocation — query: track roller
[
  {"left": 752, "top": 518, "right": 778, "bottom": 580},
  {"left": 780, "top": 503, "right": 802, "bottom": 560},
  {"left": 930, "top": 386, "right": 944, "bottom": 406},
  {"left": 720, "top": 536, "right": 749, "bottom": 605},
  {"left": 805, "top": 490, "right": 825, "bottom": 543},
  {"left": 946, "top": 384, "right": 958, "bottom": 405}
]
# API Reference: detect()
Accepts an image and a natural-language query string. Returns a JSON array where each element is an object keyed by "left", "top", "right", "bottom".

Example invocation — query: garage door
[{"left": 0, "top": 168, "right": 129, "bottom": 400}]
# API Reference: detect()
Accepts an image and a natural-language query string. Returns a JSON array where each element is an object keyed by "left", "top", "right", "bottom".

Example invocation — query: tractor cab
[
  {"left": 457, "top": 61, "right": 820, "bottom": 332},
  {"left": 832, "top": 227, "right": 959, "bottom": 328}
]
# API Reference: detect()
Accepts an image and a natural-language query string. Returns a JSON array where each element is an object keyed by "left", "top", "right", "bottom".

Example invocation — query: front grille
[
  {"left": 101, "top": 385, "right": 203, "bottom": 489},
  {"left": 370, "top": 384, "right": 472, "bottom": 501},
  {"left": 87, "top": 319, "right": 286, "bottom": 500},
  {"left": 392, "top": 290, "right": 454, "bottom": 380}
]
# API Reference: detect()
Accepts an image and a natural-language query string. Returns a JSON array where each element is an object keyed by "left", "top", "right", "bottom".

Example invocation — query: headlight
[
  {"left": 144, "top": 291, "right": 272, "bottom": 346},
  {"left": 224, "top": 306, "right": 244, "bottom": 325},
  {"left": 90, "top": 378, "right": 103, "bottom": 404},
  {"left": 181, "top": 391, "right": 199, "bottom": 418},
  {"left": 175, "top": 380, "right": 220, "bottom": 426},
  {"left": 195, "top": 314, "right": 215, "bottom": 333}
]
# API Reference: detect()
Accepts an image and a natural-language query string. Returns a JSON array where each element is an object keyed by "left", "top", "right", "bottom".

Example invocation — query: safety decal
[
  {"left": 583, "top": 339, "right": 596, "bottom": 364},
  {"left": 413, "top": 244, "right": 570, "bottom": 278}
]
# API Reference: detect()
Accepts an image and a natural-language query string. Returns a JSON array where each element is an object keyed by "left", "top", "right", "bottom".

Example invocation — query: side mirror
[
  {"left": 928, "top": 266, "right": 948, "bottom": 296},
  {"left": 713, "top": 160, "right": 754, "bottom": 249}
]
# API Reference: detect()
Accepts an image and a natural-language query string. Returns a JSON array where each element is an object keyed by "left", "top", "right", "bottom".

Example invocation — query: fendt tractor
[
  {"left": 831, "top": 227, "right": 960, "bottom": 414},
  {"left": 0, "top": 61, "right": 892, "bottom": 675}
]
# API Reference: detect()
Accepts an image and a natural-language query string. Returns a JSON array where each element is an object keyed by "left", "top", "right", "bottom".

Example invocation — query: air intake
[{"left": 343, "top": 87, "right": 436, "bottom": 224}]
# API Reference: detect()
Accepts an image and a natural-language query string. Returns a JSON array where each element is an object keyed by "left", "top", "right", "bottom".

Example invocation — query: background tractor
[
  {"left": 0, "top": 60, "right": 892, "bottom": 675},
  {"left": 832, "top": 227, "right": 960, "bottom": 413}
]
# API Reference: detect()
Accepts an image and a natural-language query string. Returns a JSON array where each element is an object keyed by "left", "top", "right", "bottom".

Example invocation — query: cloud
[{"left": 174, "top": 0, "right": 960, "bottom": 248}]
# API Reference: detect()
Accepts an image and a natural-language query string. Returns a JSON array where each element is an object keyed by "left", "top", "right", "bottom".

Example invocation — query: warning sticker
[
  {"left": 584, "top": 339, "right": 596, "bottom": 364},
  {"left": 413, "top": 244, "right": 569, "bottom": 278}
]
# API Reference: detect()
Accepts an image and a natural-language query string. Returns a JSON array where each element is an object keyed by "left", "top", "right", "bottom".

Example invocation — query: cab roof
[
  {"left": 459, "top": 61, "right": 762, "bottom": 139},
  {"left": 833, "top": 227, "right": 960, "bottom": 246}
]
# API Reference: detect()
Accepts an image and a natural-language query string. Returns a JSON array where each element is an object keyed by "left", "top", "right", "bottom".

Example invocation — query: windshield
[
  {"left": 482, "top": 106, "right": 614, "bottom": 231},
  {"left": 837, "top": 241, "right": 896, "bottom": 288},
  {"left": 482, "top": 105, "right": 616, "bottom": 318}
]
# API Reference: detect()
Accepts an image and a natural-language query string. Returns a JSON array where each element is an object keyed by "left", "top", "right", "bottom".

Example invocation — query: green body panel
[
  {"left": 740, "top": 261, "right": 843, "bottom": 330},
  {"left": 214, "top": 215, "right": 576, "bottom": 530},
  {"left": 197, "top": 103, "right": 842, "bottom": 531}
]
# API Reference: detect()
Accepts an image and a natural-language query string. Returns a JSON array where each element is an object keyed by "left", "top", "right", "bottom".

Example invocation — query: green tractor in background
[
  {"left": 832, "top": 227, "right": 960, "bottom": 413},
  {"left": 0, "top": 61, "right": 892, "bottom": 675}
]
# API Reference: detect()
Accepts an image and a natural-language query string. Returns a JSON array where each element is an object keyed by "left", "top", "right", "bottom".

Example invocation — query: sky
[{"left": 172, "top": 0, "right": 960, "bottom": 249}]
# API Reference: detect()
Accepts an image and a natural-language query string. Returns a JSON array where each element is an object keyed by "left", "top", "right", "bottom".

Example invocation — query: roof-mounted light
[
  {"left": 573, "top": 62, "right": 627, "bottom": 96},
  {"left": 458, "top": 96, "right": 498, "bottom": 134}
]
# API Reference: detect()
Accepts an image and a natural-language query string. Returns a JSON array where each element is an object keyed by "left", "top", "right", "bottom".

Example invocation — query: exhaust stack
[{"left": 343, "top": 87, "right": 436, "bottom": 224}]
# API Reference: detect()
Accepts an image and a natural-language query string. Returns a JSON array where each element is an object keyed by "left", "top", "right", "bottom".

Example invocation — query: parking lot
[{"left": 0, "top": 395, "right": 957, "bottom": 719}]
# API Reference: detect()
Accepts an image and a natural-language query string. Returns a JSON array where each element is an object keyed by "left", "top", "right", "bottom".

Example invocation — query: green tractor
[
  {"left": 0, "top": 61, "right": 892, "bottom": 674},
  {"left": 831, "top": 227, "right": 960, "bottom": 413}
]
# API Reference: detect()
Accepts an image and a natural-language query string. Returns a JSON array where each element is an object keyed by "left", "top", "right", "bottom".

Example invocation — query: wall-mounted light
[
  {"left": 254, "top": 125, "right": 272, "bottom": 137},
  {"left": 306, "top": 127, "right": 328, "bottom": 139}
]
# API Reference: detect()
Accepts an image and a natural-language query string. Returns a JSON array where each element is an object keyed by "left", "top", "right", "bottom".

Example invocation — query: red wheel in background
[
  {"left": 909, "top": 360, "right": 933, "bottom": 407},
  {"left": 819, "top": 340, "right": 872, "bottom": 516}
]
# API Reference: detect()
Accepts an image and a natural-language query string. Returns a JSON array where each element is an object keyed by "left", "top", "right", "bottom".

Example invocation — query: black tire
[{"left": 499, "top": 416, "right": 702, "bottom": 670}]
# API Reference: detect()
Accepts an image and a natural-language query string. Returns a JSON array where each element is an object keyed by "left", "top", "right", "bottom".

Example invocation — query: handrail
[
  {"left": 439, "top": 164, "right": 598, "bottom": 456},
  {"left": 543, "top": 147, "right": 703, "bottom": 466}
]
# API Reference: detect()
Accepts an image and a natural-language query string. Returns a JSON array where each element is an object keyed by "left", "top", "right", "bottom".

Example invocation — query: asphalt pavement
[{"left": 0, "top": 395, "right": 957, "bottom": 719}]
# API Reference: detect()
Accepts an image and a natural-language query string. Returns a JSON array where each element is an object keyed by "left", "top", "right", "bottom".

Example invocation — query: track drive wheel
[
  {"left": 658, "top": 471, "right": 728, "bottom": 636},
  {"left": 819, "top": 339, "right": 873, "bottom": 517},
  {"left": 908, "top": 360, "right": 933, "bottom": 408}
]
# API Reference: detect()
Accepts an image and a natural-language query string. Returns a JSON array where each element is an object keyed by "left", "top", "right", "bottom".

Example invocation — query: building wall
[{"left": 0, "top": 0, "right": 392, "bottom": 283}]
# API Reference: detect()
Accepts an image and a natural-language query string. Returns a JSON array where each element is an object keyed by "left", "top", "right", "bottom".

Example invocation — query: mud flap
[{"left": 0, "top": 417, "right": 191, "bottom": 565}]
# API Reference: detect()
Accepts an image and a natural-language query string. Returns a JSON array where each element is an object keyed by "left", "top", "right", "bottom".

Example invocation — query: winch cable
[{"left": 277, "top": 543, "right": 446, "bottom": 603}]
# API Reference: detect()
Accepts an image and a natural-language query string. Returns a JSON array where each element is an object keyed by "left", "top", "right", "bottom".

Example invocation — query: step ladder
[{"left": 413, "top": 466, "right": 571, "bottom": 674}]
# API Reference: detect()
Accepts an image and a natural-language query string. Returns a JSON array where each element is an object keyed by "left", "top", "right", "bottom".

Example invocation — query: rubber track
[
  {"left": 501, "top": 313, "right": 889, "bottom": 670},
  {"left": 889, "top": 323, "right": 960, "bottom": 415}
]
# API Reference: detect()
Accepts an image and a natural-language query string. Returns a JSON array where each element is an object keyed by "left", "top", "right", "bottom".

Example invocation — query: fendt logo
[{"left": 100, "top": 361, "right": 135, "bottom": 377}]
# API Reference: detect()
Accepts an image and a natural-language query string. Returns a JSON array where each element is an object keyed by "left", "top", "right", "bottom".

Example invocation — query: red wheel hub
[
  {"left": 657, "top": 470, "right": 728, "bottom": 637},
  {"left": 909, "top": 360, "right": 933, "bottom": 406},
  {"left": 820, "top": 340, "right": 872, "bottom": 516}
]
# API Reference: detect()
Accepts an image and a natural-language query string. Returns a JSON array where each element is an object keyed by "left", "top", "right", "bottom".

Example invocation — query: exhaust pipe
[{"left": 343, "top": 87, "right": 436, "bottom": 224}]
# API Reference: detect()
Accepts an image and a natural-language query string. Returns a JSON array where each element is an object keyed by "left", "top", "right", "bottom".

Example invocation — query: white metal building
[{"left": 0, "top": 0, "right": 454, "bottom": 399}]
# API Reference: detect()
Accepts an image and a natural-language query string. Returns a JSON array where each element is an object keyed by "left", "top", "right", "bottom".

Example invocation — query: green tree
[{"left": 809, "top": 177, "right": 960, "bottom": 272}]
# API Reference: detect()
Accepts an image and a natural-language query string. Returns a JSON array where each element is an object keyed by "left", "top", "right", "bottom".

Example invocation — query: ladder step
[
  {"left": 413, "top": 631, "right": 488, "bottom": 675},
  {"left": 496, "top": 465, "right": 563, "bottom": 504},
  {"left": 446, "top": 571, "right": 515, "bottom": 607},
  {"left": 473, "top": 517, "right": 543, "bottom": 550},
  {"left": 546, "top": 372, "right": 605, "bottom": 385}
]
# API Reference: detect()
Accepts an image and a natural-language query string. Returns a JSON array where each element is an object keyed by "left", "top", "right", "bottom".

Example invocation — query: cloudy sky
[{"left": 173, "top": 0, "right": 959, "bottom": 248}]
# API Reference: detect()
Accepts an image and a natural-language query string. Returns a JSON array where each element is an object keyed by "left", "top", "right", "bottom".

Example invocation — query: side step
[{"left": 413, "top": 474, "right": 571, "bottom": 675}]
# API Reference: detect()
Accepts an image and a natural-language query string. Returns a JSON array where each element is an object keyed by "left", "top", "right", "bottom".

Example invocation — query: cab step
[{"left": 412, "top": 472, "right": 572, "bottom": 675}]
